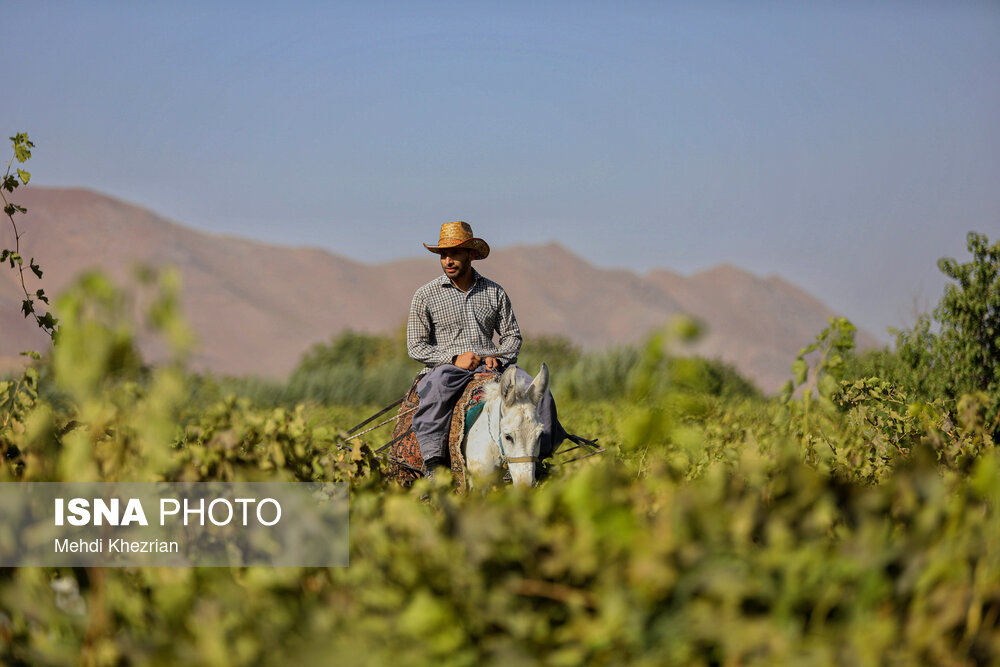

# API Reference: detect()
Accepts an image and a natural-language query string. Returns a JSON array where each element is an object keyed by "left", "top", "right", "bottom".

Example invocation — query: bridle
[{"left": 487, "top": 386, "right": 538, "bottom": 466}]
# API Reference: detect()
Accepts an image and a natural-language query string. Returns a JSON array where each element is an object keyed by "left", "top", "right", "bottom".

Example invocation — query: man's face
[{"left": 439, "top": 248, "right": 473, "bottom": 281}]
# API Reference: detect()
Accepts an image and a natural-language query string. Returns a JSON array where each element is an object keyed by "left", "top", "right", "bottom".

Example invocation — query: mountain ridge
[{"left": 1, "top": 187, "right": 878, "bottom": 391}]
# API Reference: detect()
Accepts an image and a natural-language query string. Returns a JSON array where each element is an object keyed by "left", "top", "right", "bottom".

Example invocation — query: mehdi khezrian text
[{"left": 54, "top": 538, "right": 179, "bottom": 553}]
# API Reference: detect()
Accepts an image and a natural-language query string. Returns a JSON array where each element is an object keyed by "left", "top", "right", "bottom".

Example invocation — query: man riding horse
[{"left": 407, "top": 222, "right": 567, "bottom": 478}]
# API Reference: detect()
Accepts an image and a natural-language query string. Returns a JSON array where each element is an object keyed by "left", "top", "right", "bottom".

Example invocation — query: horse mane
[{"left": 482, "top": 380, "right": 500, "bottom": 403}]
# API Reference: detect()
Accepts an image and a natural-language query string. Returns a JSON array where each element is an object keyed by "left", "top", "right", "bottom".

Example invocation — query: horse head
[{"left": 496, "top": 363, "right": 549, "bottom": 488}]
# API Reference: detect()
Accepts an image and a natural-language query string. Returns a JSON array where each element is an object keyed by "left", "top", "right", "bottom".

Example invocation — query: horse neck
[{"left": 465, "top": 392, "right": 504, "bottom": 471}]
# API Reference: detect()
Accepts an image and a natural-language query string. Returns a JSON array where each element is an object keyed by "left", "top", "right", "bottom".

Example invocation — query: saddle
[{"left": 387, "top": 372, "right": 496, "bottom": 493}]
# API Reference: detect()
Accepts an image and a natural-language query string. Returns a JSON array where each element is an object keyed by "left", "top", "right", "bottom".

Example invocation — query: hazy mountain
[{"left": 1, "top": 187, "right": 877, "bottom": 391}]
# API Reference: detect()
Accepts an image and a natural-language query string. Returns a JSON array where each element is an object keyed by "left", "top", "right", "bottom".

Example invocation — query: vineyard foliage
[
  {"left": 2, "top": 220, "right": 1000, "bottom": 660},
  {"left": 847, "top": 232, "right": 1000, "bottom": 408}
]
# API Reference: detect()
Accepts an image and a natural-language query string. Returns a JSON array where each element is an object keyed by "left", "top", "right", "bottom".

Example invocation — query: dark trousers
[{"left": 412, "top": 364, "right": 566, "bottom": 463}]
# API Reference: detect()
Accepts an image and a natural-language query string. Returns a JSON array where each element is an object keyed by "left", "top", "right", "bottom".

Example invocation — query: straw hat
[{"left": 423, "top": 221, "right": 490, "bottom": 260}]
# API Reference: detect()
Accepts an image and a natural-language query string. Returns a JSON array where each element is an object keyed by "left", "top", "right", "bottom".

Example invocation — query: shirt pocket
[{"left": 471, "top": 300, "right": 498, "bottom": 333}]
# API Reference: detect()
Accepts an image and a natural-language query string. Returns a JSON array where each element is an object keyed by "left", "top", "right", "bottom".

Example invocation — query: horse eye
[{"left": 504, "top": 434, "right": 513, "bottom": 442}]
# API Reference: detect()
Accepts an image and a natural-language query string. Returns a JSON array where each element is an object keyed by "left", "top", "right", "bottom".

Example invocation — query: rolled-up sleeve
[{"left": 407, "top": 290, "right": 452, "bottom": 366}]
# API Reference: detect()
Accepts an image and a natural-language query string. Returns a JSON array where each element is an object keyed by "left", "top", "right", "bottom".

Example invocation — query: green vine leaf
[
  {"left": 3, "top": 131, "right": 56, "bottom": 337},
  {"left": 792, "top": 358, "right": 807, "bottom": 385}
]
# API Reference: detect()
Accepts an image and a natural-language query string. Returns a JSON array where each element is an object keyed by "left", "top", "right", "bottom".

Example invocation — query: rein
[{"left": 342, "top": 374, "right": 423, "bottom": 447}]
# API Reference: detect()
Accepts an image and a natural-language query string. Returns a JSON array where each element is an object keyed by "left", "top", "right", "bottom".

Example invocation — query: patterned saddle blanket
[{"left": 387, "top": 372, "right": 496, "bottom": 493}]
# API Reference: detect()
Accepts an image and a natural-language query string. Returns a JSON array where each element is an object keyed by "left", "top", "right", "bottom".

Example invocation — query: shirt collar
[{"left": 437, "top": 268, "right": 480, "bottom": 290}]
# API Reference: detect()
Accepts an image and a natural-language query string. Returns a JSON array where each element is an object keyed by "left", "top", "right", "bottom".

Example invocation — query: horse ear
[
  {"left": 500, "top": 366, "right": 519, "bottom": 407},
  {"left": 526, "top": 363, "right": 549, "bottom": 406}
]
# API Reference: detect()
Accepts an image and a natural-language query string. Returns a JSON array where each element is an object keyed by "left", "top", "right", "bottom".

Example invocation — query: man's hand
[
  {"left": 483, "top": 356, "right": 500, "bottom": 371},
  {"left": 453, "top": 351, "right": 481, "bottom": 370}
]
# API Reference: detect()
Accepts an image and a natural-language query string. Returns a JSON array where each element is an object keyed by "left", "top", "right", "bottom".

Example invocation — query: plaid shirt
[{"left": 407, "top": 269, "right": 522, "bottom": 369}]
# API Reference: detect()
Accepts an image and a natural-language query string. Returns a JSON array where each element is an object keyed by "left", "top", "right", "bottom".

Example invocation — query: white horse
[{"left": 464, "top": 363, "right": 549, "bottom": 489}]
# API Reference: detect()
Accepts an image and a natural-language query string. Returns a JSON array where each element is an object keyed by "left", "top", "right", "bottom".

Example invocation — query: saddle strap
[{"left": 506, "top": 456, "right": 538, "bottom": 464}]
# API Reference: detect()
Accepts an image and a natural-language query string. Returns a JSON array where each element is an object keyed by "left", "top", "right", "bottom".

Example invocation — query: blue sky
[{"left": 5, "top": 2, "right": 999, "bottom": 341}]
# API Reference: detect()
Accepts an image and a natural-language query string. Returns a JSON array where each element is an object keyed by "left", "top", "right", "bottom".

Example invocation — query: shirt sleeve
[
  {"left": 494, "top": 288, "right": 522, "bottom": 365},
  {"left": 407, "top": 289, "right": 452, "bottom": 366}
]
